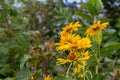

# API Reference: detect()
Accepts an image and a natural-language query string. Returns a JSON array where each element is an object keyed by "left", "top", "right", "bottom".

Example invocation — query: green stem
[
  {"left": 93, "top": 16, "right": 101, "bottom": 74},
  {"left": 96, "top": 65, "right": 99, "bottom": 74},
  {"left": 66, "top": 63, "right": 72, "bottom": 79},
  {"left": 96, "top": 33, "right": 101, "bottom": 74},
  {"left": 88, "top": 70, "right": 93, "bottom": 79},
  {"left": 91, "top": 48, "right": 99, "bottom": 64},
  {"left": 91, "top": 47, "right": 100, "bottom": 74},
  {"left": 34, "top": 56, "right": 39, "bottom": 72},
  {"left": 81, "top": 51, "right": 86, "bottom": 80},
  {"left": 83, "top": 66, "right": 86, "bottom": 80},
  {"left": 85, "top": 73, "right": 89, "bottom": 80}
]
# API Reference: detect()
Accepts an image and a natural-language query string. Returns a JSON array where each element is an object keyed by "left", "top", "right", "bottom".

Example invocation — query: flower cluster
[
  {"left": 55, "top": 20, "right": 108, "bottom": 79},
  {"left": 55, "top": 22, "right": 92, "bottom": 78}
]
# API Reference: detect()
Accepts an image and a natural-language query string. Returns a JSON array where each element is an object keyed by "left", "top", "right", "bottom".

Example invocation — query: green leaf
[
  {"left": 88, "top": 0, "right": 103, "bottom": 12},
  {"left": 96, "top": 0, "right": 104, "bottom": 12},
  {"left": 88, "top": 0, "right": 97, "bottom": 6},
  {"left": 54, "top": 76, "right": 67, "bottom": 80},
  {"left": 0, "top": 45, "right": 9, "bottom": 54},
  {"left": 0, "top": 41, "right": 18, "bottom": 55},
  {"left": 20, "top": 54, "right": 32, "bottom": 69},
  {"left": 0, "top": 64, "right": 11, "bottom": 76},
  {"left": 4, "top": 77, "right": 14, "bottom": 80},
  {"left": 76, "top": 11, "right": 92, "bottom": 22},
  {"left": 101, "top": 42, "right": 120, "bottom": 57},
  {"left": 81, "top": 3, "right": 98, "bottom": 16},
  {"left": 91, "top": 73, "right": 107, "bottom": 80},
  {"left": 15, "top": 68, "right": 32, "bottom": 80},
  {"left": 15, "top": 34, "right": 28, "bottom": 49},
  {"left": 104, "top": 41, "right": 120, "bottom": 47}
]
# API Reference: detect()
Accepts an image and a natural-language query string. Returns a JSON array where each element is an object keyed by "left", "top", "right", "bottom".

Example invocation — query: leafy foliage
[{"left": 0, "top": 0, "right": 120, "bottom": 80}]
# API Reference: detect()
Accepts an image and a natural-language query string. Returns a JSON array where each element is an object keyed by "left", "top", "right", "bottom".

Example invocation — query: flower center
[
  {"left": 93, "top": 26, "right": 100, "bottom": 31},
  {"left": 67, "top": 52, "right": 76, "bottom": 60}
]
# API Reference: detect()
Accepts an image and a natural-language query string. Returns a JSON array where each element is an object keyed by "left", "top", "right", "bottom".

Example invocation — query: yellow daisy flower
[
  {"left": 44, "top": 75, "right": 52, "bottom": 80},
  {"left": 73, "top": 51, "right": 90, "bottom": 66},
  {"left": 77, "top": 37, "right": 92, "bottom": 49},
  {"left": 60, "top": 22, "right": 81, "bottom": 36},
  {"left": 56, "top": 58, "right": 73, "bottom": 65},
  {"left": 77, "top": 51, "right": 90, "bottom": 61},
  {"left": 86, "top": 20, "right": 108, "bottom": 37},
  {"left": 77, "top": 51, "right": 90, "bottom": 66},
  {"left": 55, "top": 22, "right": 92, "bottom": 78},
  {"left": 56, "top": 22, "right": 92, "bottom": 51},
  {"left": 55, "top": 34, "right": 81, "bottom": 51},
  {"left": 56, "top": 52, "right": 76, "bottom": 65}
]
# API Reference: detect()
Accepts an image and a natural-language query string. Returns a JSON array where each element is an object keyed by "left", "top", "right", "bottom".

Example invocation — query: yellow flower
[
  {"left": 78, "top": 74, "right": 83, "bottom": 78},
  {"left": 77, "top": 37, "right": 92, "bottom": 49},
  {"left": 56, "top": 58, "right": 73, "bottom": 65},
  {"left": 77, "top": 51, "right": 90, "bottom": 60},
  {"left": 57, "top": 51, "right": 90, "bottom": 65},
  {"left": 73, "top": 52, "right": 90, "bottom": 78},
  {"left": 56, "top": 35, "right": 92, "bottom": 51},
  {"left": 86, "top": 20, "right": 108, "bottom": 37},
  {"left": 56, "top": 52, "right": 76, "bottom": 65},
  {"left": 75, "top": 51, "right": 90, "bottom": 66},
  {"left": 74, "top": 64, "right": 82, "bottom": 73},
  {"left": 60, "top": 22, "right": 81, "bottom": 36},
  {"left": 73, "top": 64, "right": 84, "bottom": 79},
  {"left": 67, "top": 52, "right": 76, "bottom": 60},
  {"left": 55, "top": 22, "right": 92, "bottom": 51},
  {"left": 44, "top": 75, "right": 52, "bottom": 80},
  {"left": 55, "top": 34, "right": 81, "bottom": 51}
]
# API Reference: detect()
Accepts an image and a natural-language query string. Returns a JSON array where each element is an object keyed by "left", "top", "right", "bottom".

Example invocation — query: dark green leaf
[
  {"left": 76, "top": 11, "right": 92, "bottom": 22},
  {"left": 101, "top": 42, "right": 120, "bottom": 57},
  {"left": 0, "top": 64, "right": 11, "bottom": 76},
  {"left": 15, "top": 68, "right": 32, "bottom": 80},
  {"left": 15, "top": 34, "right": 28, "bottom": 49},
  {"left": 54, "top": 76, "right": 67, "bottom": 80}
]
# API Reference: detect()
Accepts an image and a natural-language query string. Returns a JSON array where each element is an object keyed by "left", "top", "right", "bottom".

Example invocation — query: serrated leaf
[
  {"left": 20, "top": 54, "right": 32, "bottom": 69},
  {"left": 16, "top": 34, "right": 28, "bottom": 48}
]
